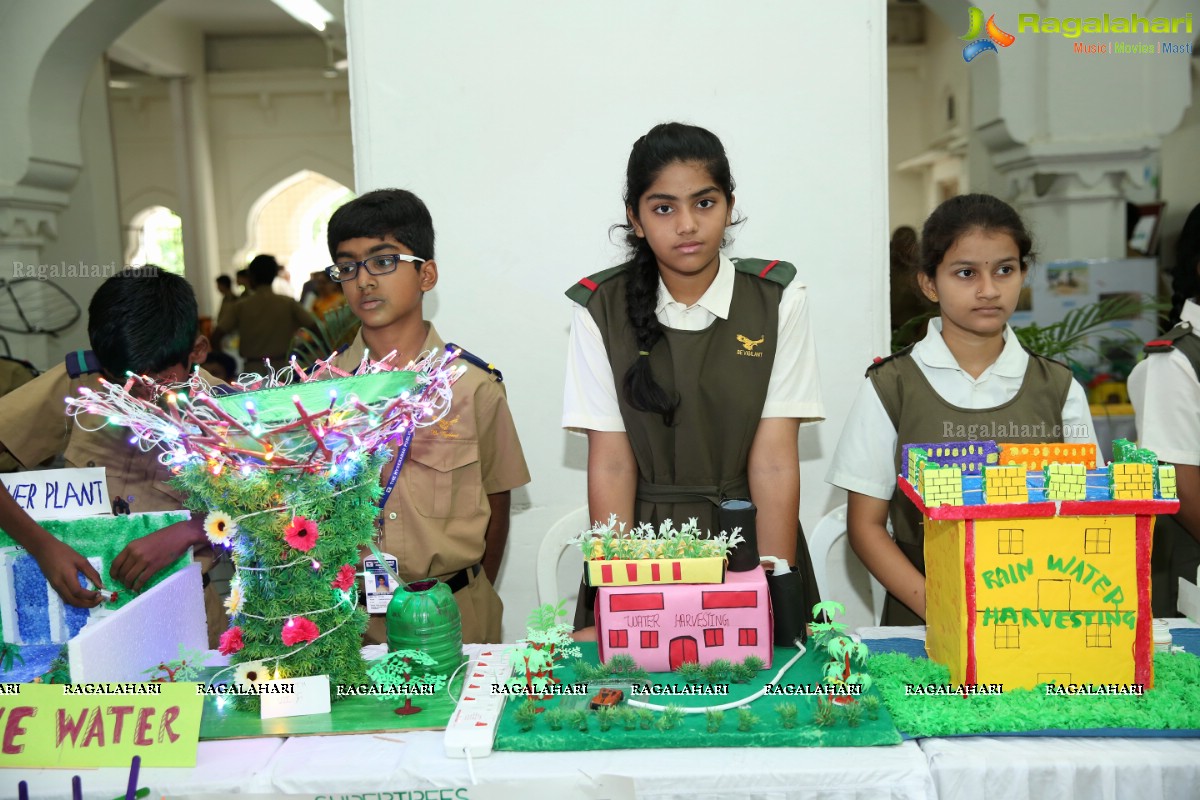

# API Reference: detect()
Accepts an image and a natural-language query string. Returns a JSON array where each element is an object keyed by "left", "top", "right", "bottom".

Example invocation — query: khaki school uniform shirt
[
  {"left": 332, "top": 324, "right": 530, "bottom": 582},
  {"left": 217, "top": 287, "right": 315, "bottom": 365},
  {"left": 0, "top": 363, "right": 225, "bottom": 516}
]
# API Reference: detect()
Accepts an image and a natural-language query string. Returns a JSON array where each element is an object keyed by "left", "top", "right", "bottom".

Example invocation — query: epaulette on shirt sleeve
[
  {"left": 1143, "top": 321, "right": 1194, "bottom": 354},
  {"left": 564, "top": 264, "right": 627, "bottom": 306},
  {"left": 446, "top": 343, "right": 503, "bottom": 382},
  {"left": 730, "top": 258, "right": 796, "bottom": 288},
  {"left": 64, "top": 349, "right": 102, "bottom": 379},
  {"left": 864, "top": 345, "right": 914, "bottom": 377}
]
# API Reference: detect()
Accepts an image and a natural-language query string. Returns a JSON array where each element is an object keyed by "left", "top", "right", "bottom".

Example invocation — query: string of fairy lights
[{"left": 64, "top": 349, "right": 463, "bottom": 685}]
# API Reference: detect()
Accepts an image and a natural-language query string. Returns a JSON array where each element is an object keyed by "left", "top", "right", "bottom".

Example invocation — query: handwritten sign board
[
  {"left": 0, "top": 468, "right": 111, "bottom": 521},
  {"left": 0, "top": 682, "right": 202, "bottom": 767}
]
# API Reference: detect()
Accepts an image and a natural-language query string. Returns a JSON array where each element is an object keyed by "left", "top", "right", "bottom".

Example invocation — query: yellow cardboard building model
[{"left": 900, "top": 440, "right": 1178, "bottom": 691}]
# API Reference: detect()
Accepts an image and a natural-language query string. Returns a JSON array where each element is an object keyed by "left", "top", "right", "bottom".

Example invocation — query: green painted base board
[
  {"left": 197, "top": 669, "right": 460, "bottom": 740},
  {"left": 869, "top": 651, "right": 1200, "bottom": 737},
  {"left": 494, "top": 644, "right": 902, "bottom": 750}
]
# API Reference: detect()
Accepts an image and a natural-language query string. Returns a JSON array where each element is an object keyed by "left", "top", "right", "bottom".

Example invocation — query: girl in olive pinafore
[
  {"left": 826, "top": 194, "right": 1099, "bottom": 625},
  {"left": 562, "top": 123, "right": 825, "bottom": 643}
]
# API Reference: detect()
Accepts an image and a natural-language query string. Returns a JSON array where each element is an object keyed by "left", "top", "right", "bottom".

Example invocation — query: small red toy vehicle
[{"left": 589, "top": 688, "right": 624, "bottom": 709}]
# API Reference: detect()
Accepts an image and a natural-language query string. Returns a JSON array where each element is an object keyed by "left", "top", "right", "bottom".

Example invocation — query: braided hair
[{"left": 617, "top": 123, "right": 736, "bottom": 425}]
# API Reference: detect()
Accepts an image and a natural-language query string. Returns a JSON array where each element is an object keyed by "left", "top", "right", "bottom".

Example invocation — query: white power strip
[{"left": 443, "top": 647, "right": 514, "bottom": 758}]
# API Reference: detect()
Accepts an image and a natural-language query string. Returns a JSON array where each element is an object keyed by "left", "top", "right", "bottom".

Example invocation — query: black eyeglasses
[{"left": 325, "top": 254, "right": 426, "bottom": 283}]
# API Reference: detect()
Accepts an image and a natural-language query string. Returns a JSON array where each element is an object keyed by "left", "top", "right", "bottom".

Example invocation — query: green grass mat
[
  {"left": 494, "top": 643, "right": 902, "bottom": 750},
  {"left": 197, "top": 668, "right": 460, "bottom": 740},
  {"left": 869, "top": 650, "right": 1200, "bottom": 737}
]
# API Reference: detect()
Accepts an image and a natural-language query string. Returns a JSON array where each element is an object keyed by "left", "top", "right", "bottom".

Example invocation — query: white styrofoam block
[{"left": 69, "top": 562, "right": 207, "bottom": 683}]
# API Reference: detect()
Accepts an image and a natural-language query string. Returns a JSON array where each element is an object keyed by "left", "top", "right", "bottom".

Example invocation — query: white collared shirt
[
  {"left": 1128, "top": 299, "right": 1200, "bottom": 466},
  {"left": 826, "top": 318, "right": 1098, "bottom": 500},
  {"left": 562, "top": 254, "right": 825, "bottom": 431}
]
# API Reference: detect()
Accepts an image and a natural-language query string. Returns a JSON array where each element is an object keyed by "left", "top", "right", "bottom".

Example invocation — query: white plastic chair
[
  {"left": 536, "top": 505, "right": 592, "bottom": 605},
  {"left": 808, "top": 503, "right": 887, "bottom": 625}
]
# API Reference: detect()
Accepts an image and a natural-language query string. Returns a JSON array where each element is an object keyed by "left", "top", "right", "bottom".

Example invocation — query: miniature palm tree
[
  {"left": 0, "top": 643, "right": 24, "bottom": 672},
  {"left": 823, "top": 636, "right": 872, "bottom": 704},
  {"left": 508, "top": 599, "right": 581, "bottom": 698},
  {"left": 367, "top": 649, "right": 447, "bottom": 716}
]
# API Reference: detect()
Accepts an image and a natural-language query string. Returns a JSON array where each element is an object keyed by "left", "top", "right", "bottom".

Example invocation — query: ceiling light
[{"left": 270, "top": 0, "right": 334, "bottom": 32}]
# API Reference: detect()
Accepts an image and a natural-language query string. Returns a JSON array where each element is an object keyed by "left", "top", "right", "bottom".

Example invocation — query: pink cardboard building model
[{"left": 595, "top": 566, "right": 773, "bottom": 671}]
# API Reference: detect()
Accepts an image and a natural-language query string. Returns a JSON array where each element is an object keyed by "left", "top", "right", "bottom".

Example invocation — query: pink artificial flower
[
  {"left": 218, "top": 626, "right": 245, "bottom": 655},
  {"left": 281, "top": 616, "right": 320, "bottom": 646},
  {"left": 284, "top": 516, "right": 320, "bottom": 552},
  {"left": 331, "top": 564, "right": 356, "bottom": 591}
]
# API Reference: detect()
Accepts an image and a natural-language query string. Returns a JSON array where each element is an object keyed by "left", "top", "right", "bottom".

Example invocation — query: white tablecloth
[{"left": 865, "top": 620, "right": 1200, "bottom": 800}]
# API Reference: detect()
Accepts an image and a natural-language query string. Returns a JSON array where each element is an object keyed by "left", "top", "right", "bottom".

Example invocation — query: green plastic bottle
[{"left": 385, "top": 579, "right": 464, "bottom": 678}]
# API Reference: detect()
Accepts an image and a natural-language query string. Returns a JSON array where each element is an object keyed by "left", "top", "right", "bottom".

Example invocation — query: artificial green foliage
[
  {"left": 45, "top": 647, "right": 70, "bottom": 684},
  {"left": 730, "top": 663, "right": 755, "bottom": 684},
  {"left": 0, "top": 643, "right": 24, "bottom": 672},
  {"left": 569, "top": 709, "right": 589, "bottom": 732},
  {"left": 735, "top": 707, "right": 759, "bottom": 732},
  {"left": 143, "top": 644, "right": 209, "bottom": 682},
  {"left": 174, "top": 451, "right": 388, "bottom": 708},
  {"left": 508, "top": 599, "right": 582, "bottom": 697},
  {"left": 595, "top": 705, "right": 617, "bottom": 732},
  {"left": 809, "top": 601, "right": 849, "bottom": 650},
  {"left": 775, "top": 702, "right": 799, "bottom": 729},
  {"left": 869, "top": 651, "right": 1200, "bottom": 736},
  {"left": 656, "top": 705, "right": 684, "bottom": 731},
  {"left": 675, "top": 661, "right": 703, "bottom": 683},
  {"left": 637, "top": 709, "right": 654, "bottom": 730},
  {"left": 861, "top": 695, "right": 881, "bottom": 721},
  {"left": 842, "top": 702, "right": 863, "bottom": 728},
  {"left": 513, "top": 700, "right": 539, "bottom": 732},
  {"left": 571, "top": 515, "right": 745, "bottom": 560},
  {"left": 813, "top": 698, "right": 837, "bottom": 727},
  {"left": 543, "top": 708, "right": 565, "bottom": 731},
  {"left": 704, "top": 709, "right": 724, "bottom": 733},
  {"left": 367, "top": 649, "right": 447, "bottom": 715},
  {"left": 619, "top": 707, "right": 638, "bottom": 731},
  {"left": 701, "top": 659, "right": 734, "bottom": 685},
  {"left": 741, "top": 655, "right": 765, "bottom": 673},
  {"left": 570, "top": 652, "right": 650, "bottom": 683}
]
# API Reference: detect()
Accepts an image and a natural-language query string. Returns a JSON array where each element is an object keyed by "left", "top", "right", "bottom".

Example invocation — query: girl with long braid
[{"left": 562, "top": 123, "right": 825, "bottom": 641}]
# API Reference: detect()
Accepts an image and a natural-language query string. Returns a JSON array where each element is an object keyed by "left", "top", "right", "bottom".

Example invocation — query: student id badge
[{"left": 364, "top": 553, "right": 401, "bottom": 614}]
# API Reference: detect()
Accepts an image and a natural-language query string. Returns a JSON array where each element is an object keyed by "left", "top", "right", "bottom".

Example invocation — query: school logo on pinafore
[{"left": 736, "top": 334, "right": 765, "bottom": 358}]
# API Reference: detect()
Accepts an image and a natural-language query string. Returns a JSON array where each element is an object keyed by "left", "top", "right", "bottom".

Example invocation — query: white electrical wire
[{"left": 624, "top": 638, "right": 807, "bottom": 714}]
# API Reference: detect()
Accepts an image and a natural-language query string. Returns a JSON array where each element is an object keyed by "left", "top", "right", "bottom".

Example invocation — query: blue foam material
[{"left": 13, "top": 554, "right": 50, "bottom": 643}]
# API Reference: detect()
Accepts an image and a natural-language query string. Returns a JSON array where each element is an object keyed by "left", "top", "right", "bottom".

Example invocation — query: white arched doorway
[
  {"left": 237, "top": 170, "right": 354, "bottom": 299},
  {"left": 125, "top": 204, "right": 185, "bottom": 274}
]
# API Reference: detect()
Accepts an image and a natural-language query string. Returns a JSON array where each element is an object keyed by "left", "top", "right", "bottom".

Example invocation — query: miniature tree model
[
  {"left": 508, "top": 600, "right": 581, "bottom": 699},
  {"left": 367, "top": 649, "right": 447, "bottom": 716},
  {"left": 811, "top": 601, "right": 872, "bottom": 704},
  {"left": 66, "top": 352, "right": 461, "bottom": 709},
  {"left": 143, "top": 644, "right": 209, "bottom": 683}
]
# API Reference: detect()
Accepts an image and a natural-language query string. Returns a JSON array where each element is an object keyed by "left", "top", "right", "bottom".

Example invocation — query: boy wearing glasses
[{"left": 326, "top": 189, "right": 530, "bottom": 644}]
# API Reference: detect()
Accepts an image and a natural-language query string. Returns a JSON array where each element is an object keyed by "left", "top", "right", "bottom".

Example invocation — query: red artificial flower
[
  {"left": 331, "top": 563, "right": 356, "bottom": 591},
  {"left": 218, "top": 626, "right": 245, "bottom": 655},
  {"left": 284, "top": 516, "right": 320, "bottom": 552},
  {"left": 281, "top": 616, "right": 320, "bottom": 646}
]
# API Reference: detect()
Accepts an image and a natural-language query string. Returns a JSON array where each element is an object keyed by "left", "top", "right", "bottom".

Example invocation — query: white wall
[
  {"left": 346, "top": 0, "right": 890, "bottom": 638},
  {"left": 22, "top": 61, "right": 123, "bottom": 366}
]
